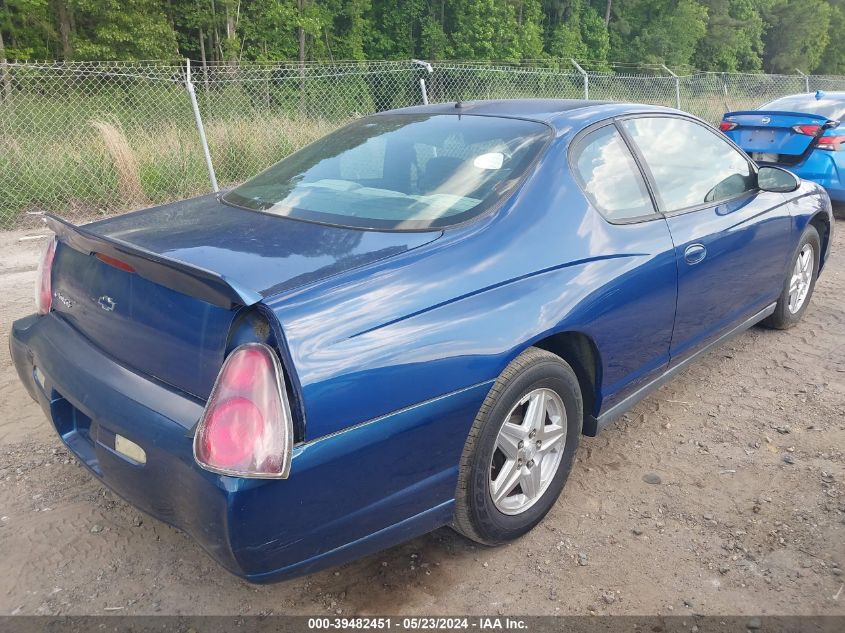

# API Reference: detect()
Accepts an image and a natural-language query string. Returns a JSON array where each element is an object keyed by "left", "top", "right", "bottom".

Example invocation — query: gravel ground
[{"left": 0, "top": 222, "right": 843, "bottom": 617}]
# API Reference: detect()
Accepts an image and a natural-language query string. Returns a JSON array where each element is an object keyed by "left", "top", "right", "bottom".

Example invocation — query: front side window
[
  {"left": 622, "top": 117, "right": 757, "bottom": 213},
  {"left": 570, "top": 124, "right": 655, "bottom": 221},
  {"left": 222, "top": 114, "right": 551, "bottom": 230}
]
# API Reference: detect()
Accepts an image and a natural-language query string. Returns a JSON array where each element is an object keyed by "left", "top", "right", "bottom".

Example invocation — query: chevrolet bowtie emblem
[{"left": 97, "top": 296, "right": 116, "bottom": 312}]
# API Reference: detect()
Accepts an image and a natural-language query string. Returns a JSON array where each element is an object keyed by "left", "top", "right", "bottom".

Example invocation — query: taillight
[
  {"left": 194, "top": 343, "right": 293, "bottom": 478},
  {"left": 817, "top": 135, "right": 845, "bottom": 151},
  {"left": 719, "top": 121, "right": 738, "bottom": 132},
  {"left": 35, "top": 237, "right": 57, "bottom": 315},
  {"left": 792, "top": 124, "right": 822, "bottom": 136}
]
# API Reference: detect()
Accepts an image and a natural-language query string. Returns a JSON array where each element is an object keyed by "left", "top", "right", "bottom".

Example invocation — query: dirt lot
[{"left": 0, "top": 223, "right": 843, "bottom": 617}]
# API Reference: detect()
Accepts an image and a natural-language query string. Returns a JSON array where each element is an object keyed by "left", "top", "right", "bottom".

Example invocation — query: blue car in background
[
  {"left": 10, "top": 100, "right": 834, "bottom": 582},
  {"left": 721, "top": 91, "right": 845, "bottom": 203}
]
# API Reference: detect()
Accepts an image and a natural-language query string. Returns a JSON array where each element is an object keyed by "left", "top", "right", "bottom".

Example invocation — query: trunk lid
[
  {"left": 48, "top": 194, "right": 441, "bottom": 398},
  {"left": 723, "top": 110, "right": 835, "bottom": 161}
]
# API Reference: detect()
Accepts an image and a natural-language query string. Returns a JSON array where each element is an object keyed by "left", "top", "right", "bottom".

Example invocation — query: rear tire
[
  {"left": 451, "top": 347, "right": 582, "bottom": 545},
  {"left": 763, "top": 225, "right": 820, "bottom": 330}
]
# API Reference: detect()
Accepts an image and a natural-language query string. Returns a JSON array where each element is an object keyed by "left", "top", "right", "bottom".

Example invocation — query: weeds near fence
[
  {"left": 0, "top": 112, "right": 339, "bottom": 228},
  {"left": 91, "top": 120, "right": 145, "bottom": 205}
]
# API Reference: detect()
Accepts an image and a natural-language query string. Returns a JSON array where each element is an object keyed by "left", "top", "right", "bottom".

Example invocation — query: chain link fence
[
  {"left": 2, "top": 59, "right": 845, "bottom": 229},
  {"left": 0, "top": 60, "right": 424, "bottom": 228}
]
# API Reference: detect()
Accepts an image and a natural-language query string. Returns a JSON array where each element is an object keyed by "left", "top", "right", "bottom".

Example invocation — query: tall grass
[
  {"left": 0, "top": 106, "right": 343, "bottom": 229},
  {"left": 91, "top": 120, "right": 146, "bottom": 206}
]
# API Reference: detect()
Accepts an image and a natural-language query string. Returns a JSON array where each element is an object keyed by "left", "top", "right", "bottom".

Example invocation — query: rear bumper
[{"left": 10, "top": 313, "right": 486, "bottom": 582}]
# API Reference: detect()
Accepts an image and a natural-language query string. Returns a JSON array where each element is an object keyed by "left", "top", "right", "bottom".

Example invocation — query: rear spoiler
[
  {"left": 45, "top": 214, "right": 262, "bottom": 309},
  {"left": 724, "top": 110, "right": 838, "bottom": 126}
]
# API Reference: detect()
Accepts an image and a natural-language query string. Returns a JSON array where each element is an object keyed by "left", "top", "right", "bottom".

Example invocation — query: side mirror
[{"left": 757, "top": 166, "right": 800, "bottom": 193}]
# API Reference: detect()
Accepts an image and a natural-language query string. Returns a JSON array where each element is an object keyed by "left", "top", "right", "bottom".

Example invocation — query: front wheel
[
  {"left": 451, "top": 347, "right": 582, "bottom": 545},
  {"left": 763, "top": 225, "right": 820, "bottom": 329}
]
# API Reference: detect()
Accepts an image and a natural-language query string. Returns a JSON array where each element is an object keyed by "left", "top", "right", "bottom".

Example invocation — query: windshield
[
  {"left": 759, "top": 95, "right": 845, "bottom": 119},
  {"left": 222, "top": 114, "right": 551, "bottom": 230}
]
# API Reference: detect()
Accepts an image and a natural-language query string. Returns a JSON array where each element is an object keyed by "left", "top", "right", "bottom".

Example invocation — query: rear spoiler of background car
[
  {"left": 723, "top": 110, "right": 838, "bottom": 126},
  {"left": 45, "top": 214, "right": 262, "bottom": 309}
]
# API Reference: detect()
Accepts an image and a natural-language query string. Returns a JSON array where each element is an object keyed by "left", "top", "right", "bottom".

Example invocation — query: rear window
[
  {"left": 222, "top": 114, "right": 551, "bottom": 230},
  {"left": 759, "top": 95, "right": 845, "bottom": 119}
]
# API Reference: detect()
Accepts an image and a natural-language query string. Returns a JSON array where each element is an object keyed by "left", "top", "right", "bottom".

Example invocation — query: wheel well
[
  {"left": 809, "top": 213, "right": 831, "bottom": 271},
  {"left": 532, "top": 332, "right": 601, "bottom": 436}
]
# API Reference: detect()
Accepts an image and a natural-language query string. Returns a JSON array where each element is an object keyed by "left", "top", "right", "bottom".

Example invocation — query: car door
[
  {"left": 619, "top": 115, "right": 793, "bottom": 364},
  {"left": 569, "top": 122, "right": 678, "bottom": 409}
]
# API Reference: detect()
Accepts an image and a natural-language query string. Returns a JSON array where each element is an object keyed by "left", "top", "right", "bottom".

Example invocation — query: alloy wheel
[
  {"left": 787, "top": 243, "right": 814, "bottom": 314},
  {"left": 489, "top": 388, "right": 567, "bottom": 515}
]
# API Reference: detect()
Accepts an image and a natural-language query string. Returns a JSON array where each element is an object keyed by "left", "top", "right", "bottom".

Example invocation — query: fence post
[
  {"left": 796, "top": 69, "right": 810, "bottom": 93},
  {"left": 413, "top": 59, "right": 433, "bottom": 105},
  {"left": 0, "top": 58, "right": 10, "bottom": 102},
  {"left": 185, "top": 58, "right": 219, "bottom": 193},
  {"left": 661, "top": 64, "right": 681, "bottom": 110},
  {"left": 0, "top": 30, "right": 12, "bottom": 101},
  {"left": 571, "top": 59, "right": 588, "bottom": 100}
]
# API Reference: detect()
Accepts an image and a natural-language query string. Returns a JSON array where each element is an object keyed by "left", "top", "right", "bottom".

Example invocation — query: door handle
[{"left": 684, "top": 243, "right": 707, "bottom": 265}]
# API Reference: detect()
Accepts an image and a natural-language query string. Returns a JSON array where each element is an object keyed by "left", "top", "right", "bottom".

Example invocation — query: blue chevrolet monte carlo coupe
[{"left": 10, "top": 99, "right": 834, "bottom": 582}]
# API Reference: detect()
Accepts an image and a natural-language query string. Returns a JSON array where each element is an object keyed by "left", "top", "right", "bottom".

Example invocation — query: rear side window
[
  {"left": 571, "top": 125, "right": 655, "bottom": 221},
  {"left": 622, "top": 116, "right": 756, "bottom": 213}
]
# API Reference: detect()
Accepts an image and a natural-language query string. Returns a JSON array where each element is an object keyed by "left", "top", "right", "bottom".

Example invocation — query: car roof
[
  {"left": 380, "top": 99, "right": 682, "bottom": 131},
  {"left": 766, "top": 92, "right": 845, "bottom": 102}
]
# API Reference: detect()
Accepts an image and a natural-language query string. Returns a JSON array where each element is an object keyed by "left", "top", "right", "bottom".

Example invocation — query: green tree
[
  {"left": 610, "top": 0, "right": 708, "bottom": 67},
  {"left": 448, "top": 0, "right": 522, "bottom": 60},
  {"left": 579, "top": 4, "right": 610, "bottom": 65},
  {"left": 761, "top": 0, "right": 831, "bottom": 74},
  {"left": 815, "top": 0, "right": 845, "bottom": 74},
  {"left": 2, "top": 0, "right": 845, "bottom": 77},
  {"left": 320, "top": 0, "right": 370, "bottom": 60},
  {"left": 514, "top": 0, "right": 544, "bottom": 59},
  {"left": 1, "top": 0, "right": 53, "bottom": 59},
  {"left": 239, "top": 0, "right": 301, "bottom": 61},
  {"left": 544, "top": 1, "right": 609, "bottom": 65},
  {"left": 366, "top": 0, "right": 452, "bottom": 59},
  {"left": 693, "top": 0, "right": 763, "bottom": 71},
  {"left": 66, "top": 0, "right": 177, "bottom": 60},
  {"left": 420, "top": 12, "right": 449, "bottom": 59}
]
